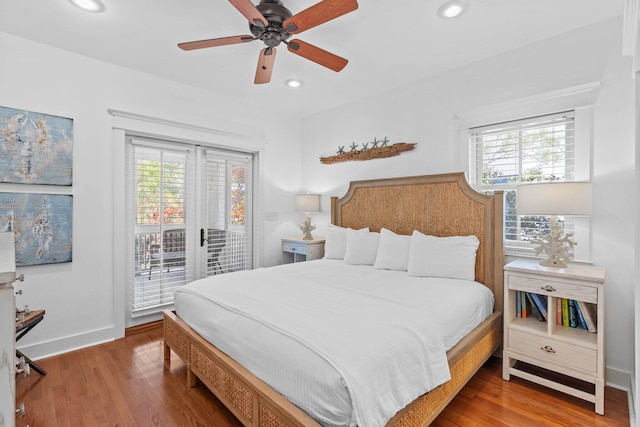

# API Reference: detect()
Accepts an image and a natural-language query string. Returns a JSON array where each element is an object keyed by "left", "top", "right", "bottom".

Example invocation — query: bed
[{"left": 163, "top": 172, "right": 504, "bottom": 426}]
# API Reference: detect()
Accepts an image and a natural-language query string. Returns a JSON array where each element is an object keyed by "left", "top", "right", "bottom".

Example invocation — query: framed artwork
[
  {"left": 0, "top": 193, "right": 73, "bottom": 266},
  {"left": 0, "top": 106, "right": 73, "bottom": 185}
]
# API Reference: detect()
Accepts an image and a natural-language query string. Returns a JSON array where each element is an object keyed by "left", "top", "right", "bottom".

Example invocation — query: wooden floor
[{"left": 16, "top": 324, "right": 629, "bottom": 427}]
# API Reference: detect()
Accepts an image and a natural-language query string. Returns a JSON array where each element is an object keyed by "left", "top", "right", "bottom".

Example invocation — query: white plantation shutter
[
  {"left": 201, "top": 149, "right": 253, "bottom": 276},
  {"left": 128, "top": 138, "right": 196, "bottom": 317},
  {"left": 469, "top": 111, "right": 583, "bottom": 256}
]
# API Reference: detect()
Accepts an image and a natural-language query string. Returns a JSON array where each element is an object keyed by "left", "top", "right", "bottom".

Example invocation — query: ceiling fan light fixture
[
  {"left": 285, "top": 79, "right": 303, "bottom": 88},
  {"left": 437, "top": 0, "right": 467, "bottom": 19},
  {"left": 68, "top": 0, "right": 105, "bottom": 12}
]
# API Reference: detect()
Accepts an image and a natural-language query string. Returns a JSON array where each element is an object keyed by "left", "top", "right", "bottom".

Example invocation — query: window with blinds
[
  {"left": 469, "top": 111, "right": 576, "bottom": 253},
  {"left": 201, "top": 150, "right": 253, "bottom": 277},
  {"left": 126, "top": 138, "right": 254, "bottom": 321},
  {"left": 128, "top": 139, "right": 196, "bottom": 318}
]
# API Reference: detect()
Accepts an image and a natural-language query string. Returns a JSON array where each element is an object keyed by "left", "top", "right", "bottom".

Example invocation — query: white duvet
[{"left": 174, "top": 259, "right": 494, "bottom": 427}]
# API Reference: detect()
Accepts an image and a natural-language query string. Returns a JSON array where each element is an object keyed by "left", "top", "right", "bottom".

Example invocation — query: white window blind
[
  {"left": 202, "top": 149, "right": 253, "bottom": 276},
  {"left": 128, "top": 139, "right": 196, "bottom": 318},
  {"left": 469, "top": 111, "right": 578, "bottom": 254}
]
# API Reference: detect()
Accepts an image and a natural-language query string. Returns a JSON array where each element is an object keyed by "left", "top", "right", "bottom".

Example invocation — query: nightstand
[
  {"left": 281, "top": 238, "right": 325, "bottom": 264},
  {"left": 503, "top": 259, "right": 606, "bottom": 414}
]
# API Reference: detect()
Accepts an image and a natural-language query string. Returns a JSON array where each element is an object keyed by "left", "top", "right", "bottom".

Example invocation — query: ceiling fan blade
[
  {"left": 287, "top": 39, "right": 348, "bottom": 72},
  {"left": 178, "top": 35, "right": 254, "bottom": 51},
  {"left": 283, "top": 0, "right": 358, "bottom": 34},
  {"left": 255, "top": 47, "right": 277, "bottom": 84},
  {"left": 228, "top": 0, "right": 269, "bottom": 28}
]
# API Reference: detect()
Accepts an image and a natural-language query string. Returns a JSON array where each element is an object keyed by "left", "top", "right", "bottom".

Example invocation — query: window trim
[{"left": 111, "top": 110, "right": 266, "bottom": 333}]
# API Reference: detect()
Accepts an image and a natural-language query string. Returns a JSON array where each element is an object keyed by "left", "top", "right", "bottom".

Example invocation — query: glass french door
[
  {"left": 127, "top": 138, "right": 253, "bottom": 323},
  {"left": 199, "top": 148, "right": 253, "bottom": 278}
]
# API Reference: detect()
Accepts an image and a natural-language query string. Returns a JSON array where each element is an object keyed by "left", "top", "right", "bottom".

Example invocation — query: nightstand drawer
[
  {"left": 282, "top": 242, "right": 307, "bottom": 255},
  {"left": 508, "top": 329, "right": 597, "bottom": 373},
  {"left": 508, "top": 274, "right": 598, "bottom": 303}
]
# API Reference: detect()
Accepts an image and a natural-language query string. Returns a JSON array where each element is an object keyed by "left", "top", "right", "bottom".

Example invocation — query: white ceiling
[{"left": 0, "top": 0, "right": 625, "bottom": 118}]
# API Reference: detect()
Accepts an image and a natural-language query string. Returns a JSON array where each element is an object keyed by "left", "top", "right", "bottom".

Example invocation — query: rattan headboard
[{"left": 331, "top": 172, "right": 504, "bottom": 310}]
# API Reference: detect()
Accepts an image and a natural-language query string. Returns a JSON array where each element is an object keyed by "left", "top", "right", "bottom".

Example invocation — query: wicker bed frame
[{"left": 163, "top": 172, "right": 504, "bottom": 426}]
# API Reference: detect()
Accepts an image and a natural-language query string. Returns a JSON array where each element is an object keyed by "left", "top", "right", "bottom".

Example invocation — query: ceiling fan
[{"left": 178, "top": 0, "right": 358, "bottom": 84}]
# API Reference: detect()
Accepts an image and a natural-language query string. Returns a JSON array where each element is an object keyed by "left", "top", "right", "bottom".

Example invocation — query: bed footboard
[
  {"left": 164, "top": 309, "right": 502, "bottom": 427},
  {"left": 163, "top": 309, "right": 321, "bottom": 427}
]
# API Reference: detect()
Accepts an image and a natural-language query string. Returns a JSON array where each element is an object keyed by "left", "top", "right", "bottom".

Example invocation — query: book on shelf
[
  {"left": 516, "top": 291, "right": 521, "bottom": 317},
  {"left": 529, "top": 293, "right": 548, "bottom": 321},
  {"left": 557, "top": 298, "right": 562, "bottom": 325},
  {"left": 525, "top": 292, "right": 545, "bottom": 322},
  {"left": 576, "top": 300, "right": 597, "bottom": 332},
  {"left": 520, "top": 291, "right": 528, "bottom": 318},
  {"left": 561, "top": 299, "right": 569, "bottom": 327},
  {"left": 568, "top": 299, "right": 578, "bottom": 328},
  {"left": 574, "top": 301, "right": 588, "bottom": 330}
]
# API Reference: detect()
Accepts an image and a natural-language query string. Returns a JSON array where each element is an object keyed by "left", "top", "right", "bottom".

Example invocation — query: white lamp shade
[
  {"left": 516, "top": 182, "right": 592, "bottom": 216},
  {"left": 295, "top": 194, "right": 321, "bottom": 213}
]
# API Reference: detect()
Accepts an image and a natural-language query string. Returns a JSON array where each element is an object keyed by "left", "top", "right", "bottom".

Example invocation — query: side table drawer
[
  {"left": 508, "top": 329, "right": 597, "bottom": 373},
  {"left": 282, "top": 242, "right": 307, "bottom": 255},
  {"left": 508, "top": 274, "right": 598, "bottom": 303}
]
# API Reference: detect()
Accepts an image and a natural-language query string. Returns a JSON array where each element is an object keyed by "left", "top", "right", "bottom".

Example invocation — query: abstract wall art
[
  {"left": 0, "top": 106, "right": 73, "bottom": 185},
  {"left": 0, "top": 193, "right": 73, "bottom": 266}
]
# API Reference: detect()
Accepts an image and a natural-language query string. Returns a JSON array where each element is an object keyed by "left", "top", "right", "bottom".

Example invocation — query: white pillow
[
  {"left": 323, "top": 224, "right": 369, "bottom": 260},
  {"left": 343, "top": 229, "right": 380, "bottom": 265},
  {"left": 407, "top": 230, "right": 480, "bottom": 280},
  {"left": 373, "top": 228, "right": 411, "bottom": 271}
]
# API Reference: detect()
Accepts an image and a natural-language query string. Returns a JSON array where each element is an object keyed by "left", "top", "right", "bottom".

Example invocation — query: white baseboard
[
  {"left": 606, "top": 367, "right": 634, "bottom": 427},
  {"left": 16, "top": 326, "right": 119, "bottom": 360}
]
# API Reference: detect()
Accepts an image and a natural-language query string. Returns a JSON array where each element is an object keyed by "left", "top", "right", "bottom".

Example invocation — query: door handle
[{"left": 200, "top": 228, "right": 207, "bottom": 247}]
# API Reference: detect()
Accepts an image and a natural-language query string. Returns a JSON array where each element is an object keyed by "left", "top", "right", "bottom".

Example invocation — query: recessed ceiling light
[
  {"left": 68, "top": 0, "right": 105, "bottom": 13},
  {"left": 437, "top": 0, "right": 468, "bottom": 19},
  {"left": 285, "top": 79, "right": 303, "bottom": 88}
]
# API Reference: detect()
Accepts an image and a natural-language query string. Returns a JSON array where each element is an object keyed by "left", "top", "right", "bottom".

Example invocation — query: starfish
[
  {"left": 371, "top": 138, "right": 379, "bottom": 148},
  {"left": 380, "top": 137, "right": 390, "bottom": 147},
  {"left": 350, "top": 142, "right": 359, "bottom": 152},
  {"left": 337, "top": 146, "right": 345, "bottom": 154},
  {"left": 361, "top": 143, "right": 369, "bottom": 151}
]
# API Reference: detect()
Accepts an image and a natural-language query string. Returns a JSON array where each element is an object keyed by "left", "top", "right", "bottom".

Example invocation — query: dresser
[
  {"left": 281, "top": 238, "right": 325, "bottom": 264},
  {"left": 0, "top": 232, "right": 17, "bottom": 427},
  {"left": 502, "top": 259, "right": 606, "bottom": 414}
]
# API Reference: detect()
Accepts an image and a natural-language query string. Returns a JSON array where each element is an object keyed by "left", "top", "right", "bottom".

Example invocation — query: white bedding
[{"left": 174, "top": 259, "right": 494, "bottom": 427}]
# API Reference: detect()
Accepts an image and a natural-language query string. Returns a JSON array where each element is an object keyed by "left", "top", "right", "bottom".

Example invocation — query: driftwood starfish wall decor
[{"left": 319, "top": 137, "right": 416, "bottom": 164}]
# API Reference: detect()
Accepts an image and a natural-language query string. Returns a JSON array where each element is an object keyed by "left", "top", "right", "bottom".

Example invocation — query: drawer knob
[
  {"left": 540, "top": 285, "right": 556, "bottom": 292},
  {"left": 540, "top": 345, "right": 556, "bottom": 353}
]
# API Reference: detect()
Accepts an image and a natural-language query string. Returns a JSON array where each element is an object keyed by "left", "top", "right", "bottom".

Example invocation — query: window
[
  {"left": 469, "top": 111, "right": 587, "bottom": 257},
  {"left": 127, "top": 138, "right": 254, "bottom": 321},
  {"left": 128, "top": 140, "right": 196, "bottom": 318}
]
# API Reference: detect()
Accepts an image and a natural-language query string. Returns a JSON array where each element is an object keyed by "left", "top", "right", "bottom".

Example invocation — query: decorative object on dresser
[
  {"left": 503, "top": 259, "right": 606, "bottom": 414},
  {"left": 163, "top": 172, "right": 504, "bottom": 427},
  {"left": 295, "top": 193, "right": 321, "bottom": 240},
  {"left": 319, "top": 136, "right": 416, "bottom": 164},
  {"left": 516, "top": 181, "right": 592, "bottom": 268},
  {"left": 281, "top": 237, "right": 325, "bottom": 263}
]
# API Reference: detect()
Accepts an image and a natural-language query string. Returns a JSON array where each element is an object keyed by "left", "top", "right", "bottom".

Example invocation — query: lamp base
[
  {"left": 299, "top": 213, "right": 316, "bottom": 240},
  {"left": 531, "top": 215, "right": 576, "bottom": 269},
  {"left": 539, "top": 258, "right": 569, "bottom": 269}
]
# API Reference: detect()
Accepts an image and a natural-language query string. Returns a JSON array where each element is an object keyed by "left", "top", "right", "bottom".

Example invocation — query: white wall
[
  {"left": 0, "top": 32, "right": 301, "bottom": 357},
  {"left": 301, "top": 17, "right": 636, "bottom": 388}
]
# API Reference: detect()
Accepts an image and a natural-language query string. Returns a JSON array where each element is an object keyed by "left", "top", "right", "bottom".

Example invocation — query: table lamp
[
  {"left": 295, "top": 193, "right": 321, "bottom": 240},
  {"left": 516, "top": 181, "right": 592, "bottom": 268}
]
